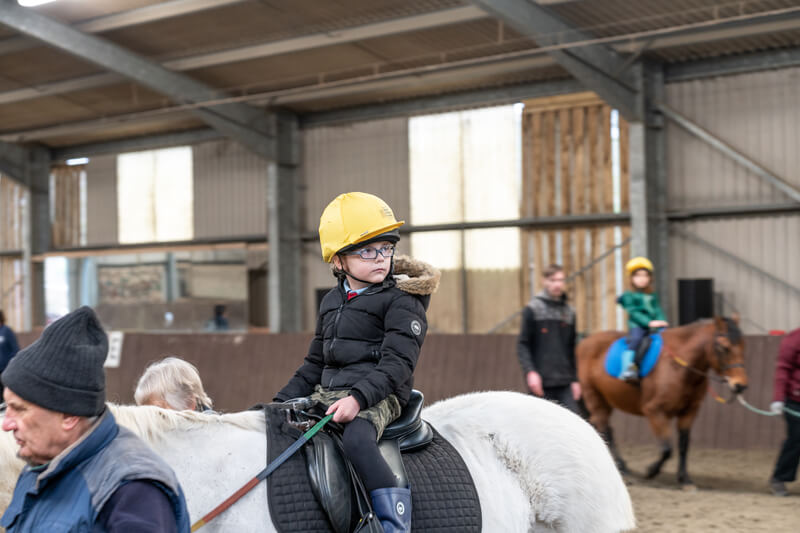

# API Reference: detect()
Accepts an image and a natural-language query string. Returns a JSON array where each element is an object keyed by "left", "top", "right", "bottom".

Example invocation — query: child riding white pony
[{"left": 0, "top": 391, "right": 635, "bottom": 532}]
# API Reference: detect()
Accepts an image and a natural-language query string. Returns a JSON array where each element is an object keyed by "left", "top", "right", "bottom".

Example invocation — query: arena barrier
[{"left": 14, "top": 332, "right": 786, "bottom": 449}]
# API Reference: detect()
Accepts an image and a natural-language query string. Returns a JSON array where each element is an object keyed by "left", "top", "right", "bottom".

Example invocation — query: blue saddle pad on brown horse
[
  {"left": 264, "top": 405, "right": 481, "bottom": 533},
  {"left": 605, "top": 333, "right": 664, "bottom": 379}
]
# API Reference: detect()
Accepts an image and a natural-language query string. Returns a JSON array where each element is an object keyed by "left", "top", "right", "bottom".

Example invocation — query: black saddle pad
[{"left": 265, "top": 406, "right": 481, "bottom": 533}]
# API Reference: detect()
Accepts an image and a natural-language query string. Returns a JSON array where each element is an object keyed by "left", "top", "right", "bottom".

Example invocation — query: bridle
[
  {"left": 712, "top": 318, "right": 745, "bottom": 374},
  {"left": 663, "top": 320, "right": 745, "bottom": 403}
]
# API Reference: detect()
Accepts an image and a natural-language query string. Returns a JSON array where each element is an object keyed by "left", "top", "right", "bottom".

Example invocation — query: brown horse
[{"left": 577, "top": 317, "right": 749, "bottom": 488}]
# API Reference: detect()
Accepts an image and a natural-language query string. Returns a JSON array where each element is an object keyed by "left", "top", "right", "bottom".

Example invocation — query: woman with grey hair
[{"left": 134, "top": 357, "right": 214, "bottom": 412}]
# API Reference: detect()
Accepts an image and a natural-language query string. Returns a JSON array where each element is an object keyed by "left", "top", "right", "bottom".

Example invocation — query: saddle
[
  {"left": 284, "top": 390, "right": 434, "bottom": 533},
  {"left": 605, "top": 333, "right": 664, "bottom": 380}
]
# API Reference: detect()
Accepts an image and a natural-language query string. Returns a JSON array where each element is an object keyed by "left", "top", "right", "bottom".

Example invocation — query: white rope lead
[{"left": 737, "top": 395, "right": 800, "bottom": 418}]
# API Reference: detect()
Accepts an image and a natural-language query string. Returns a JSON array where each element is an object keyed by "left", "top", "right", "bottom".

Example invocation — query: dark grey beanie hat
[{"left": 1, "top": 306, "right": 108, "bottom": 416}]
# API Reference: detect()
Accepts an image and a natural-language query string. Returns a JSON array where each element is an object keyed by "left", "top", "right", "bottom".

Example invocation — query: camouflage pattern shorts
[{"left": 311, "top": 385, "right": 401, "bottom": 440}]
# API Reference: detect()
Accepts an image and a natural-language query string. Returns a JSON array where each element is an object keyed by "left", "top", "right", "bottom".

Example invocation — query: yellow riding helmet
[
  {"left": 626, "top": 256, "right": 654, "bottom": 275},
  {"left": 319, "top": 192, "right": 405, "bottom": 263}
]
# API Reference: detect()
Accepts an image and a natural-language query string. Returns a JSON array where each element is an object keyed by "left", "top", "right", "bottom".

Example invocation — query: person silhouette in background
[{"left": 0, "top": 310, "right": 20, "bottom": 398}]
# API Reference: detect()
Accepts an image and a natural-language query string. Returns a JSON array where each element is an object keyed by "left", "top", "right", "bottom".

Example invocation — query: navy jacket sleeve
[
  {"left": 7, "top": 328, "right": 19, "bottom": 357},
  {"left": 274, "top": 316, "right": 325, "bottom": 402},
  {"left": 517, "top": 306, "right": 538, "bottom": 374},
  {"left": 94, "top": 481, "right": 178, "bottom": 533}
]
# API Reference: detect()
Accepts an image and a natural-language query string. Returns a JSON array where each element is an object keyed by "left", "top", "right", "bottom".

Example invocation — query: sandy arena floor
[{"left": 620, "top": 446, "right": 799, "bottom": 532}]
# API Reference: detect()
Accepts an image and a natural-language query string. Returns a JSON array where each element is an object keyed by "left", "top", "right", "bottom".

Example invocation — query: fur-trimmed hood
[{"left": 392, "top": 255, "right": 440, "bottom": 296}]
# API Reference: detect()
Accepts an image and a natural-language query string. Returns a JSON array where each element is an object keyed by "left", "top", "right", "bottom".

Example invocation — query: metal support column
[
  {"left": 25, "top": 146, "right": 50, "bottom": 328},
  {"left": 628, "top": 62, "right": 670, "bottom": 315},
  {"left": 267, "top": 112, "right": 302, "bottom": 332}
]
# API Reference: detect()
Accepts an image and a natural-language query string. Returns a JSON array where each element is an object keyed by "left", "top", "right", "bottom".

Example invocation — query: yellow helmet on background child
[
  {"left": 625, "top": 256, "right": 654, "bottom": 275},
  {"left": 319, "top": 192, "right": 405, "bottom": 263}
]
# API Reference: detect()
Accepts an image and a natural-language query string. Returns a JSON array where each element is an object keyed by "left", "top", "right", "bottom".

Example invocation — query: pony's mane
[{"left": 109, "top": 404, "right": 265, "bottom": 444}]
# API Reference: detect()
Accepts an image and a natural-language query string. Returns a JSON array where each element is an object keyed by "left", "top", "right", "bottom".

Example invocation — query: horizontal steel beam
[
  {"left": 1, "top": 52, "right": 557, "bottom": 142},
  {"left": 0, "top": 249, "right": 24, "bottom": 258},
  {"left": 470, "top": 0, "right": 640, "bottom": 120},
  {"left": 665, "top": 47, "right": 800, "bottom": 82},
  {"left": 2, "top": 4, "right": 800, "bottom": 108},
  {"left": 403, "top": 213, "right": 632, "bottom": 232},
  {"left": 48, "top": 78, "right": 581, "bottom": 154},
  {"left": 667, "top": 203, "right": 800, "bottom": 221},
  {"left": 51, "top": 128, "right": 224, "bottom": 161},
  {"left": 300, "top": 213, "right": 632, "bottom": 241},
  {"left": 0, "top": 0, "right": 246, "bottom": 56},
  {"left": 0, "top": 6, "right": 486, "bottom": 105},
  {"left": 44, "top": 234, "right": 267, "bottom": 257},
  {"left": 0, "top": 2, "right": 276, "bottom": 160},
  {"left": 301, "top": 78, "right": 582, "bottom": 127}
]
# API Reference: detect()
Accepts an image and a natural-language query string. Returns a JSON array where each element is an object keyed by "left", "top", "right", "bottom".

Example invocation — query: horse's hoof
[
  {"left": 680, "top": 483, "right": 697, "bottom": 492},
  {"left": 616, "top": 462, "right": 630, "bottom": 475},
  {"left": 645, "top": 465, "right": 661, "bottom": 479}
]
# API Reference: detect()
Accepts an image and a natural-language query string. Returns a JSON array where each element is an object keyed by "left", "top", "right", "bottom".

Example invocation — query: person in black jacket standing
[
  {"left": 517, "top": 264, "right": 581, "bottom": 414},
  {"left": 275, "top": 192, "right": 440, "bottom": 533}
]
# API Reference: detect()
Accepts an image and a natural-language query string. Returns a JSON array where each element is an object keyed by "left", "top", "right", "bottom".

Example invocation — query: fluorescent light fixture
[
  {"left": 65, "top": 157, "right": 89, "bottom": 166},
  {"left": 18, "top": 0, "right": 57, "bottom": 6}
]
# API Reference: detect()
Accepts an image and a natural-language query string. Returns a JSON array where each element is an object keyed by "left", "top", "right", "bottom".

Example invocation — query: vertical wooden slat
[
  {"left": 619, "top": 116, "right": 630, "bottom": 212},
  {"left": 559, "top": 108, "right": 572, "bottom": 216},
  {"left": 572, "top": 108, "right": 586, "bottom": 216},
  {"left": 605, "top": 227, "right": 618, "bottom": 330},
  {"left": 586, "top": 106, "right": 598, "bottom": 214},
  {"left": 573, "top": 228, "right": 587, "bottom": 336},
  {"left": 542, "top": 111, "right": 556, "bottom": 264},
  {"left": 542, "top": 111, "right": 555, "bottom": 218},
  {"left": 521, "top": 112, "right": 538, "bottom": 304},
  {"left": 533, "top": 231, "right": 544, "bottom": 295},
  {"left": 531, "top": 112, "right": 542, "bottom": 219},
  {"left": 602, "top": 106, "right": 614, "bottom": 212},
  {"left": 590, "top": 229, "right": 604, "bottom": 332}
]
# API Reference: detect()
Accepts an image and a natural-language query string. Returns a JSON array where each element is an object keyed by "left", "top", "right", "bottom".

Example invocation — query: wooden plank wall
[
  {"left": 521, "top": 92, "right": 631, "bottom": 335},
  {"left": 0, "top": 175, "right": 24, "bottom": 251},
  {"left": 0, "top": 175, "right": 26, "bottom": 330},
  {"left": 51, "top": 164, "right": 83, "bottom": 248},
  {"left": 14, "top": 331, "right": 788, "bottom": 449}
]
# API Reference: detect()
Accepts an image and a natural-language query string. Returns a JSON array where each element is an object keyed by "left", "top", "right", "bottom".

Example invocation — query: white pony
[{"left": 0, "top": 391, "right": 635, "bottom": 533}]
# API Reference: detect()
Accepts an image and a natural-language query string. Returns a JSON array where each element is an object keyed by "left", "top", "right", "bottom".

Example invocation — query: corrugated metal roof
[{"left": 2, "top": 0, "right": 800, "bottom": 146}]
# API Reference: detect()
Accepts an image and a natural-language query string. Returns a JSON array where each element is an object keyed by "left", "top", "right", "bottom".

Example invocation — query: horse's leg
[
  {"left": 677, "top": 427, "right": 693, "bottom": 487},
  {"left": 601, "top": 426, "right": 629, "bottom": 475},
  {"left": 643, "top": 411, "right": 672, "bottom": 479},
  {"left": 583, "top": 385, "right": 628, "bottom": 474},
  {"left": 676, "top": 404, "right": 702, "bottom": 489}
]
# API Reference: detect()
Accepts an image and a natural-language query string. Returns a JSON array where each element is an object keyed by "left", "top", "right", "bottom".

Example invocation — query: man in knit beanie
[{"left": 1, "top": 307, "right": 190, "bottom": 532}]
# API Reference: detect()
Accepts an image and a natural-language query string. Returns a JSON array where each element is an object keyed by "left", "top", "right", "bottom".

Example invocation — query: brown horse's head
[{"left": 708, "top": 315, "right": 748, "bottom": 394}]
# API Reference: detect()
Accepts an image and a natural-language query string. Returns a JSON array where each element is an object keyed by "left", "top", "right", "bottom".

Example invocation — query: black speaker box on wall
[{"left": 678, "top": 278, "right": 714, "bottom": 325}]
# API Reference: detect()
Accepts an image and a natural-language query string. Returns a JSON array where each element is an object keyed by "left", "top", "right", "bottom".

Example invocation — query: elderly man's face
[{"left": 1, "top": 389, "right": 77, "bottom": 466}]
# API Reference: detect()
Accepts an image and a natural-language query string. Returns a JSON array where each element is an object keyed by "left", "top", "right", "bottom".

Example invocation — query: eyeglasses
[{"left": 347, "top": 244, "right": 395, "bottom": 260}]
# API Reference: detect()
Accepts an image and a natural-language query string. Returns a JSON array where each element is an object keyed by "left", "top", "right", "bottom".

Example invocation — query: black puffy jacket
[{"left": 275, "top": 256, "right": 440, "bottom": 408}]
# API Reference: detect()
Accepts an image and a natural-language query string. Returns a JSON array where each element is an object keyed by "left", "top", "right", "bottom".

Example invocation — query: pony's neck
[{"left": 668, "top": 321, "right": 716, "bottom": 373}]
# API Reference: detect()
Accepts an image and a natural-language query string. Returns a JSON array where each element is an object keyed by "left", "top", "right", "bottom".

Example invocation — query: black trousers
[
  {"left": 341, "top": 417, "right": 396, "bottom": 492},
  {"left": 772, "top": 399, "right": 800, "bottom": 482},
  {"left": 543, "top": 384, "right": 581, "bottom": 415}
]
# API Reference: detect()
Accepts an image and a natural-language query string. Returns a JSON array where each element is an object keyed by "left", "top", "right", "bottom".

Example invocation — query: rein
[
  {"left": 190, "top": 412, "right": 332, "bottom": 532},
  {"left": 662, "top": 347, "right": 732, "bottom": 404}
]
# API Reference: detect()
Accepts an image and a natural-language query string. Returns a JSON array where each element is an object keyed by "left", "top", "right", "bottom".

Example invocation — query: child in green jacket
[{"left": 617, "top": 257, "right": 669, "bottom": 382}]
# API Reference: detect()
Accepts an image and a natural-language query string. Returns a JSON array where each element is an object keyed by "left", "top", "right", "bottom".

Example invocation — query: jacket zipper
[{"left": 327, "top": 284, "right": 383, "bottom": 387}]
